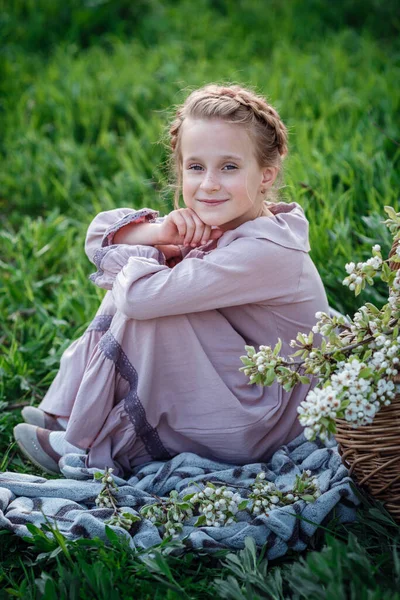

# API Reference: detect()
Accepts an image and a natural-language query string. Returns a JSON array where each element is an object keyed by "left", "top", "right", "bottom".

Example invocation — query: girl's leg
[{"left": 36, "top": 292, "right": 117, "bottom": 424}]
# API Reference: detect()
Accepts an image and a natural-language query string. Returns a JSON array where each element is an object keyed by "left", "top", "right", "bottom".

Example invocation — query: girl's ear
[{"left": 261, "top": 166, "right": 278, "bottom": 187}]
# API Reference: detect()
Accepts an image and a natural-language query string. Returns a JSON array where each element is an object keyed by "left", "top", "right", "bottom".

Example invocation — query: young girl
[{"left": 14, "top": 84, "right": 330, "bottom": 477}]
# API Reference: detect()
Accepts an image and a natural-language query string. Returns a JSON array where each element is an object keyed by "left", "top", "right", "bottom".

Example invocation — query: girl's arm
[
  {"left": 85, "top": 207, "right": 165, "bottom": 264},
  {"left": 113, "top": 221, "right": 163, "bottom": 246},
  {"left": 110, "top": 238, "right": 305, "bottom": 319}
]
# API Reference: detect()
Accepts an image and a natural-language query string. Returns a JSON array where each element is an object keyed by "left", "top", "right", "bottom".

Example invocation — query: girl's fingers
[
  {"left": 188, "top": 213, "right": 207, "bottom": 246},
  {"left": 172, "top": 211, "right": 188, "bottom": 240},
  {"left": 210, "top": 228, "right": 224, "bottom": 240},
  {"left": 201, "top": 224, "right": 212, "bottom": 245},
  {"left": 181, "top": 211, "right": 199, "bottom": 246},
  {"left": 170, "top": 208, "right": 221, "bottom": 247}
]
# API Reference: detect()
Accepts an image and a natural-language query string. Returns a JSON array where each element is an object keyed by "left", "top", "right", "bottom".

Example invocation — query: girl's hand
[{"left": 158, "top": 208, "right": 224, "bottom": 248}]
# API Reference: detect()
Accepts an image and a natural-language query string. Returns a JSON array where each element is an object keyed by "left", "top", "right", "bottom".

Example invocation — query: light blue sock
[{"left": 49, "top": 431, "right": 86, "bottom": 456}]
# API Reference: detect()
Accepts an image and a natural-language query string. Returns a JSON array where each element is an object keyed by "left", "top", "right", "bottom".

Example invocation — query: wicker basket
[{"left": 334, "top": 241, "right": 400, "bottom": 523}]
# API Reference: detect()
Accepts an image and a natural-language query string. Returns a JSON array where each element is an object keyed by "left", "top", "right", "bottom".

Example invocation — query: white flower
[
  {"left": 375, "top": 335, "right": 387, "bottom": 347},
  {"left": 304, "top": 427, "right": 314, "bottom": 440},
  {"left": 372, "top": 244, "right": 381, "bottom": 252},
  {"left": 363, "top": 403, "right": 377, "bottom": 417},
  {"left": 345, "top": 262, "right": 356, "bottom": 274},
  {"left": 366, "top": 256, "right": 382, "bottom": 269}
]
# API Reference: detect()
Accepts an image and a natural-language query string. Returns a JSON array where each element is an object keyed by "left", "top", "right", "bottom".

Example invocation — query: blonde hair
[{"left": 166, "top": 83, "right": 289, "bottom": 210}]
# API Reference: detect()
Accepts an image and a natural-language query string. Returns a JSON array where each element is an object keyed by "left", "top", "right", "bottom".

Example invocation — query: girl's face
[{"left": 181, "top": 118, "right": 276, "bottom": 231}]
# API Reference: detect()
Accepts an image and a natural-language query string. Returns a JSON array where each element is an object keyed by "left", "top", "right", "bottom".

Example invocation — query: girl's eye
[{"left": 188, "top": 164, "right": 237, "bottom": 171}]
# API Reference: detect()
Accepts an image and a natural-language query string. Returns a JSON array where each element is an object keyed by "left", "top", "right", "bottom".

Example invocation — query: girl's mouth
[{"left": 199, "top": 200, "right": 228, "bottom": 205}]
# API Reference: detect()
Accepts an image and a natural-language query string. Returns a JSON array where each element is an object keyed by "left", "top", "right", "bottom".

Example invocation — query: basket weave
[{"left": 334, "top": 241, "right": 400, "bottom": 523}]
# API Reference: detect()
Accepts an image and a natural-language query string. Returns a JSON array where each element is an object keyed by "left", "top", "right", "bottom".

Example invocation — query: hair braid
[{"left": 222, "top": 87, "right": 288, "bottom": 157}]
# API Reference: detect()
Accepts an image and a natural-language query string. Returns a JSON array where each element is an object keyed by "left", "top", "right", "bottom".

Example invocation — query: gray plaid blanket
[{"left": 0, "top": 432, "right": 360, "bottom": 560}]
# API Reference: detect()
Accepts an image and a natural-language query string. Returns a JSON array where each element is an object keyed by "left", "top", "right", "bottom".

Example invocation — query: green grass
[{"left": 1, "top": 0, "right": 400, "bottom": 597}]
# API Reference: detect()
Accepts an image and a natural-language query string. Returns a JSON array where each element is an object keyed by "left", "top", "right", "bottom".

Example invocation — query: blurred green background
[{"left": 1, "top": 0, "right": 399, "bottom": 406}]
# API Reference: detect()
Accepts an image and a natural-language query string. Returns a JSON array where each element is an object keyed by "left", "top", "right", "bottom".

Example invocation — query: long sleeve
[
  {"left": 112, "top": 237, "right": 305, "bottom": 320},
  {"left": 85, "top": 207, "right": 162, "bottom": 264},
  {"left": 89, "top": 244, "right": 166, "bottom": 290}
]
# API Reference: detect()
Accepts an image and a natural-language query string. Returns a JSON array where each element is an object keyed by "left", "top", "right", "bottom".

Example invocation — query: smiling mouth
[{"left": 199, "top": 200, "right": 228, "bottom": 204}]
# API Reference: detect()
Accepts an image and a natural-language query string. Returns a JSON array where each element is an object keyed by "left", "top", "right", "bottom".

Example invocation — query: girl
[{"left": 14, "top": 84, "right": 330, "bottom": 477}]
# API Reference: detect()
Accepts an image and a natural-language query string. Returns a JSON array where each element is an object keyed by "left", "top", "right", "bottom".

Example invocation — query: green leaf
[
  {"left": 299, "top": 375, "right": 311, "bottom": 384},
  {"left": 121, "top": 512, "right": 141, "bottom": 522},
  {"left": 327, "top": 420, "right": 337, "bottom": 434},
  {"left": 238, "top": 500, "right": 249, "bottom": 510},
  {"left": 105, "top": 525, "right": 120, "bottom": 545},
  {"left": 194, "top": 515, "right": 206, "bottom": 527},
  {"left": 365, "top": 302, "right": 380, "bottom": 315},
  {"left": 25, "top": 523, "right": 45, "bottom": 537},
  {"left": 384, "top": 205, "right": 399, "bottom": 220},
  {"left": 273, "top": 338, "right": 282, "bottom": 356},
  {"left": 264, "top": 367, "right": 276, "bottom": 386},
  {"left": 239, "top": 356, "right": 254, "bottom": 366},
  {"left": 182, "top": 493, "right": 196, "bottom": 501},
  {"left": 297, "top": 333, "right": 306, "bottom": 345},
  {"left": 292, "top": 349, "right": 304, "bottom": 356},
  {"left": 359, "top": 367, "right": 373, "bottom": 378},
  {"left": 244, "top": 345, "right": 256, "bottom": 357},
  {"left": 301, "top": 495, "right": 316, "bottom": 502}
]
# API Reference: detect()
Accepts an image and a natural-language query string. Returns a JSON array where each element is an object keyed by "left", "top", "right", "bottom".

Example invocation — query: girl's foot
[
  {"left": 21, "top": 407, "right": 66, "bottom": 431},
  {"left": 13, "top": 424, "right": 62, "bottom": 475}
]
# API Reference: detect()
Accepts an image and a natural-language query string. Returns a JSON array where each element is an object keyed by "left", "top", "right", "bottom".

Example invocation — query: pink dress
[{"left": 39, "top": 201, "right": 330, "bottom": 477}]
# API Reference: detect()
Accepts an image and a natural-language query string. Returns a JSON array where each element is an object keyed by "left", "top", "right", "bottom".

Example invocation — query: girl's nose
[{"left": 200, "top": 174, "right": 221, "bottom": 192}]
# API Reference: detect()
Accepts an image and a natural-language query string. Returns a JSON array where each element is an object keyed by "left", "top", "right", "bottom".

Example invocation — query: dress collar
[{"left": 215, "top": 201, "right": 310, "bottom": 252}]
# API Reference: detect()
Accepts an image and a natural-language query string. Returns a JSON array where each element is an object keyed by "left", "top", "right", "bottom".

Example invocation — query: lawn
[{"left": 0, "top": 0, "right": 399, "bottom": 597}]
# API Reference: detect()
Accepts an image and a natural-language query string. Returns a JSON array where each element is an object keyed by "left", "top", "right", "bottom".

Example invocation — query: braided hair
[{"left": 168, "top": 84, "right": 289, "bottom": 209}]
